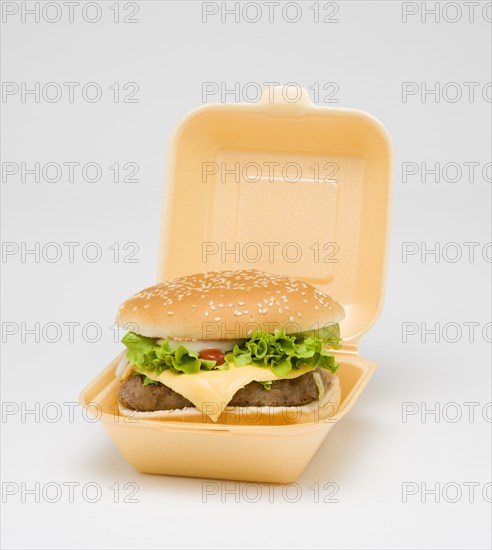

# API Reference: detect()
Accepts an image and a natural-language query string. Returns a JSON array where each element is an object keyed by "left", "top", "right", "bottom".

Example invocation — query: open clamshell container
[{"left": 80, "top": 87, "right": 392, "bottom": 483}]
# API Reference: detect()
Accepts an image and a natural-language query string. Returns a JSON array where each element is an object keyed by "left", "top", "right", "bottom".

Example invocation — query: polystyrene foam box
[{"left": 80, "top": 86, "right": 392, "bottom": 483}]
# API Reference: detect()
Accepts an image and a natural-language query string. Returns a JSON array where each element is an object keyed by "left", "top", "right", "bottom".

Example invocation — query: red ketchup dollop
[{"left": 199, "top": 348, "right": 226, "bottom": 365}]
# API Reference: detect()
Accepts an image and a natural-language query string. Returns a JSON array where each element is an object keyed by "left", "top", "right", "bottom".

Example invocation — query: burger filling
[
  {"left": 117, "top": 326, "right": 341, "bottom": 417},
  {"left": 119, "top": 367, "right": 334, "bottom": 411}
]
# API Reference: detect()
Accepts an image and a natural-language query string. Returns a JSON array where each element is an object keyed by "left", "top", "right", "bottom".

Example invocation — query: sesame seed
[
  {"left": 204, "top": 311, "right": 209, "bottom": 317},
  {"left": 168, "top": 311, "right": 174, "bottom": 315},
  {"left": 238, "top": 301, "right": 245, "bottom": 306},
  {"left": 214, "top": 316, "right": 221, "bottom": 321}
]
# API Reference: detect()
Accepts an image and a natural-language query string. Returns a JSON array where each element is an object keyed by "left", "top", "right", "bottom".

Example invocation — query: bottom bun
[{"left": 118, "top": 373, "right": 341, "bottom": 426}]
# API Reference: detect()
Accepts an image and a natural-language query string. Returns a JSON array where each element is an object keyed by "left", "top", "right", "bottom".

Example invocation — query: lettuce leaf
[
  {"left": 294, "top": 324, "right": 342, "bottom": 350},
  {"left": 121, "top": 332, "right": 224, "bottom": 375},
  {"left": 225, "top": 329, "right": 339, "bottom": 376},
  {"left": 121, "top": 324, "right": 341, "bottom": 377},
  {"left": 135, "top": 372, "right": 159, "bottom": 386}
]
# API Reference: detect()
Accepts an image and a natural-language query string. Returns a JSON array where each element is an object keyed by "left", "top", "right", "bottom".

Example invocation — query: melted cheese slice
[{"left": 136, "top": 365, "right": 315, "bottom": 422}]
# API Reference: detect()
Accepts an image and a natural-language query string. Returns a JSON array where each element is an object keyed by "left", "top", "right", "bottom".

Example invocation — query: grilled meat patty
[{"left": 119, "top": 367, "right": 331, "bottom": 412}]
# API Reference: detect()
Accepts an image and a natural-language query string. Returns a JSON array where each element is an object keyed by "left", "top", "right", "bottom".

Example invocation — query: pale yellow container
[{"left": 80, "top": 87, "right": 392, "bottom": 483}]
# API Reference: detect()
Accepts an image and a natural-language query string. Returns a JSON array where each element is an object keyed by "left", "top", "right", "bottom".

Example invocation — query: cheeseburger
[{"left": 115, "top": 269, "right": 344, "bottom": 423}]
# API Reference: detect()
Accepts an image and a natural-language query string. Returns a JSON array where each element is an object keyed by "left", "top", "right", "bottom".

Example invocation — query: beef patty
[{"left": 119, "top": 367, "right": 331, "bottom": 412}]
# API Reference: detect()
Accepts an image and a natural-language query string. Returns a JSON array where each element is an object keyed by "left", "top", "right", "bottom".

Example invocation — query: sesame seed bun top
[{"left": 116, "top": 269, "right": 345, "bottom": 341}]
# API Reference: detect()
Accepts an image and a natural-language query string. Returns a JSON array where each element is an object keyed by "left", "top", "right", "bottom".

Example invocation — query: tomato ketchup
[{"left": 199, "top": 348, "right": 226, "bottom": 365}]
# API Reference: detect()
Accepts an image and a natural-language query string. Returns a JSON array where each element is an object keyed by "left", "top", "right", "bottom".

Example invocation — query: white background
[{"left": 1, "top": 1, "right": 491, "bottom": 549}]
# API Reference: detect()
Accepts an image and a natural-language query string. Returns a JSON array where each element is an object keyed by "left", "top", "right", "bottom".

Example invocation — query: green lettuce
[
  {"left": 225, "top": 329, "right": 339, "bottom": 377},
  {"left": 292, "top": 324, "right": 341, "bottom": 349},
  {"left": 122, "top": 324, "right": 341, "bottom": 377},
  {"left": 139, "top": 373, "right": 159, "bottom": 386},
  {"left": 122, "top": 332, "right": 222, "bottom": 375}
]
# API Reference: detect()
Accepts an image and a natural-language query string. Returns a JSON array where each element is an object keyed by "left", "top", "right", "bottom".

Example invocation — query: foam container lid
[{"left": 158, "top": 86, "right": 392, "bottom": 349}]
